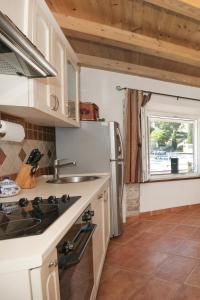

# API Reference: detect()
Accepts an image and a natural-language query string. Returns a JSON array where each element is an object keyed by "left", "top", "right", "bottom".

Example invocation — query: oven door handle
[{"left": 58, "top": 223, "right": 97, "bottom": 270}]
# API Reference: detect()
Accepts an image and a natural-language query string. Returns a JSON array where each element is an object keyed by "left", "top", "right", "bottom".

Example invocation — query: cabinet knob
[{"left": 48, "top": 260, "right": 58, "bottom": 268}]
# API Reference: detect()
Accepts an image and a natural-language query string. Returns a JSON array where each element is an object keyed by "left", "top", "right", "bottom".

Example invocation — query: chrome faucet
[{"left": 53, "top": 159, "right": 76, "bottom": 180}]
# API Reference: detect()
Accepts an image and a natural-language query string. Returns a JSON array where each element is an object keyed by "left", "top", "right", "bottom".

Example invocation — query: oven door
[{"left": 57, "top": 222, "right": 96, "bottom": 300}]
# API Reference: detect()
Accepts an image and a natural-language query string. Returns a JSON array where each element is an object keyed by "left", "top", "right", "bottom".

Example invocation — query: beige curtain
[{"left": 124, "top": 89, "right": 151, "bottom": 184}]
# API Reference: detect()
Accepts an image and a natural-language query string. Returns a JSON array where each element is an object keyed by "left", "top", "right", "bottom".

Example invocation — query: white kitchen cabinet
[
  {"left": 30, "top": 249, "right": 60, "bottom": 300},
  {"left": 50, "top": 29, "right": 66, "bottom": 116},
  {"left": 103, "top": 187, "right": 111, "bottom": 249},
  {"left": 28, "top": 0, "right": 52, "bottom": 113},
  {"left": 0, "top": 0, "right": 80, "bottom": 127},
  {"left": 92, "top": 192, "right": 105, "bottom": 288},
  {"left": 0, "top": 0, "right": 33, "bottom": 39},
  {"left": 91, "top": 184, "right": 111, "bottom": 297},
  {"left": 66, "top": 57, "right": 80, "bottom": 123}
]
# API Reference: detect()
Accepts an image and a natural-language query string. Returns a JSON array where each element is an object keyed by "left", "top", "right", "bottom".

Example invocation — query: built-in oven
[{"left": 57, "top": 205, "right": 96, "bottom": 300}]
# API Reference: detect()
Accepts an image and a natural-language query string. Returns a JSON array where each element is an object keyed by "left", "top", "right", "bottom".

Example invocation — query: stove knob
[
  {"left": 32, "top": 197, "right": 43, "bottom": 206},
  {"left": 48, "top": 195, "right": 57, "bottom": 204},
  {"left": 64, "top": 241, "right": 74, "bottom": 252},
  {"left": 89, "top": 210, "right": 94, "bottom": 217},
  {"left": 19, "top": 198, "right": 29, "bottom": 207},
  {"left": 61, "top": 194, "right": 69, "bottom": 203},
  {"left": 82, "top": 211, "right": 91, "bottom": 222}
]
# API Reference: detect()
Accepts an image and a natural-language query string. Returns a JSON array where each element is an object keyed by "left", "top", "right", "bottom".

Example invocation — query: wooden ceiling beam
[
  {"left": 54, "top": 13, "right": 200, "bottom": 68},
  {"left": 78, "top": 54, "right": 200, "bottom": 87},
  {"left": 144, "top": 0, "right": 200, "bottom": 21}
]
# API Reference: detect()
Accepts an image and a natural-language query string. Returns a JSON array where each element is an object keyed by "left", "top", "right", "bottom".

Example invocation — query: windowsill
[{"left": 147, "top": 173, "right": 200, "bottom": 183}]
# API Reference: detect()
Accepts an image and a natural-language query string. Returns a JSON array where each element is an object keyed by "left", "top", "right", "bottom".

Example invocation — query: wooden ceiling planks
[
  {"left": 45, "top": 0, "right": 200, "bottom": 85},
  {"left": 46, "top": 0, "right": 200, "bottom": 48},
  {"left": 78, "top": 53, "right": 200, "bottom": 87},
  {"left": 55, "top": 14, "right": 200, "bottom": 68},
  {"left": 144, "top": 0, "right": 200, "bottom": 22},
  {"left": 68, "top": 37, "right": 200, "bottom": 77}
]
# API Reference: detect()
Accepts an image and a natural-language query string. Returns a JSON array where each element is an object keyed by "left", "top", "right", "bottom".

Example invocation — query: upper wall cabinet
[
  {"left": 66, "top": 56, "right": 80, "bottom": 123},
  {"left": 0, "top": 0, "right": 33, "bottom": 39},
  {"left": 0, "top": 0, "right": 80, "bottom": 127}
]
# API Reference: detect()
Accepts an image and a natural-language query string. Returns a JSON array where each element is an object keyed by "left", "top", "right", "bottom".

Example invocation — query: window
[{"left": 147, "top": 116, "right": 197, "bottom": 178}]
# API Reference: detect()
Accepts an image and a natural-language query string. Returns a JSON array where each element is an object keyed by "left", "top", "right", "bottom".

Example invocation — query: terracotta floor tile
[
  {"left": 126, "top": 215, "right": 140, "bottom": 225},
  {"left": 182, "top": 216, "right": 200, "bottom": 227},
  {"left": 162, "top": 214, "right": 187, "bottom": 224},
  {"left": 154, "top": 236, "right": 183, "bottom": 254},
  {"left": 125, "top": 231, "right": 162, "bottom": 249},
  {"left": 145, "top": 222, "right": 176, "bottom": 235},
  {"left": 172, "top": 285, "right": 200, "bottom": 300},
  {"left": 104, "top": 241, "right": 120, "bottom": 260},
  {"left": 96, "top": 266, "right": 149, "bottom": 300},
  {"left": 129, "top": 277, "right": 180, "bottom": 300},
  {"left": 140, "top": 213, "right": 170, "bottom": 222},
  {"left": 173, "top": 240, "right": 200, "bottom": 259},
  {"left": 155, "top": 255, "right": 197, "bottom": 283},
  {"left": 189, "top": 228, "right": 200, "bottom": 242},
  {"left": 169, "top": 225, "right": 197, "bottom": 239},
  {"left": 185, "top": 264, "right": 200, "bottom": 287},
  {"left": 106, "top": 244, "right": 168, "bottom": 275},
  {"left": 129, "top": 251, "right": 168, "bottom": 275},
  {"left": 112, "top": 220, "right": 155, "bottom": 245},
  {"left": 189, "top": 207, "right": 200, "bottom": 214},
  {"left": 98, "top": 264, "right": 121, "bottom": 283},
  {"left": 171, "top": 207, "right": 191, "bottom": 215},
  {"left": 97, "top": 215, "right": 200, "bottom": 300}
]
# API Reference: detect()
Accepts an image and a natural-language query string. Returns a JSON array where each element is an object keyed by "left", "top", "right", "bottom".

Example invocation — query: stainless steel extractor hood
[{"left": 0, "top": 11, "right": 57, "bottom": 78}]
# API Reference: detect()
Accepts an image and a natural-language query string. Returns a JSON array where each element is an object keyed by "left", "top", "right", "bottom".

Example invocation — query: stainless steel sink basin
[{"left": 46, "top": 175, "right": 100, "bottom": 184}]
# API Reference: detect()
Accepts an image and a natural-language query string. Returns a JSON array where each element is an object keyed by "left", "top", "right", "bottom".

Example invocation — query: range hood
[{"left": 0, "top": 11, "right": 57, "bottom": 78}]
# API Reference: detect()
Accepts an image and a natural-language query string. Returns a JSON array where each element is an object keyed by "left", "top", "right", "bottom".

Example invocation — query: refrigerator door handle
[
  {"left": 116, "top": 127, "right": 124, "bottom": 207},
  {"left": 116, "top": 127, "right": 124, "bottom": 159},
  {"left": 110, "top": 158, "right": 124, "bottom": 162},
  {"left": 120, "top": 161, "right": 124, "bottom": 208}
]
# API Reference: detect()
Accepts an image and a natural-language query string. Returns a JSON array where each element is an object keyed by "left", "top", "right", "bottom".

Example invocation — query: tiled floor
[{"left": 97, "top": 206, "right": 200, "bottom": 300}]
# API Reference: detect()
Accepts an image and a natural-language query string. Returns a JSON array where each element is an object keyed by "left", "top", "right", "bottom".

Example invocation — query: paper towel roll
[{"left": 0, "top": 121, "right": 25, "bottom": 142}]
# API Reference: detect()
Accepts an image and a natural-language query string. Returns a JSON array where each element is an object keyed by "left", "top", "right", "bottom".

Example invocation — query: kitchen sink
[{"left": 46, "top": 175, "right": 100, "bottom": 184}]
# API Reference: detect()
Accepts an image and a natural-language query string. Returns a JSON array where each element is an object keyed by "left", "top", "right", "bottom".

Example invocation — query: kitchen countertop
[{"left": 0, "top": 173, "right": 110, "bottom": 274}]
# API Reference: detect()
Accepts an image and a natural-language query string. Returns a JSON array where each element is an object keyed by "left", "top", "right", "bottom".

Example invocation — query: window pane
[{"left": 149, "top": 117, "right": 195, "bottom": 175}]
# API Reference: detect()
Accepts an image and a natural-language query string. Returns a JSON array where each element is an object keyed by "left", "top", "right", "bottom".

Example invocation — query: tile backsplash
[{"left": 0, "top": 113, "right": 56, "bottom": 179}]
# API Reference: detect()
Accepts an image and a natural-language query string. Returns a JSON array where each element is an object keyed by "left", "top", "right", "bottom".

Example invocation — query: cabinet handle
[
  {"left": 50, "top": 94, "right": 57, "bottom": 111},
  {"left": 55, "top": 96, "right": 59, "bottom": 111},
  {"left": 97, "top": 194, "right": 103, "bottom": 199},
  {"left": 48, "top": 260, "right": 58, "bottom": 268}
]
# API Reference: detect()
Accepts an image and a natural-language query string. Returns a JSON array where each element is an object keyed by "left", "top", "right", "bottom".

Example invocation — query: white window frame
[{"left": 142, "top": 110, "right": 199, "bottom": 181}]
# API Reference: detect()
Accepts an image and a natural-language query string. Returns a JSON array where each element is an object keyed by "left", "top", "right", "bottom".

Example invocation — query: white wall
[
  {"left": 80, "top": 67, "right": 200, "bottom": 133},
  {"left": 80, "top": 67, "right": 200, "bottom": 213},
  {"left": 140, "top": 180, "right": 200, "bottom": 212}
]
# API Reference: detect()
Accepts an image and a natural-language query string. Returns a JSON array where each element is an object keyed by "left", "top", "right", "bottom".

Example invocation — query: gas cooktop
[{"left": 0, "top": 195, "right": 81, "bottom": 240}]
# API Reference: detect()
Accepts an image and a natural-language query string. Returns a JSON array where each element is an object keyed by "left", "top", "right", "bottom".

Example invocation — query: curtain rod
[{"left": 115, "top": 85, "right": 200, "bottom": 102}]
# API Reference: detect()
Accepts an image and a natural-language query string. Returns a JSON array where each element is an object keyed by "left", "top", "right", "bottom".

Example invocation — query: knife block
[{"left": 16, "top": 164, "right": 36, "bottom": 189}]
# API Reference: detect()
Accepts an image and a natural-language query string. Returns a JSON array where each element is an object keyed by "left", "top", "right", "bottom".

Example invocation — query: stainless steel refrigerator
[{"left": 56, "top": 121, "right": 124, "bottom": 237}]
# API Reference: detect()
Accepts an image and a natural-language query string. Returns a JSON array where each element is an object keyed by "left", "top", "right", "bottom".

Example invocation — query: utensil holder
[{"left": 16, "top": 164, "right": 36, "bottom": 189}]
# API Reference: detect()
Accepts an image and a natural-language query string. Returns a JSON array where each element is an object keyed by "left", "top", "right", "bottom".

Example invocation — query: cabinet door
[
  {"left": 91, "top": 192, "right": 105, "bottom": 287},
  {"left": 29, "top": 0, "right": 51, "bottom": 111},
  {"left": 50, "top": 30, "right": 66, "bottom": 116},
  {"left": 66, "top": 58, "right": 80, "bottom": 122},
  {"left": 30, "top": 249, "right": 60, "bottom": 300},
  {"left": 104, "top": 187, "right": 111, "bottom": 249},
  {"left": 0, "top": 0, "right": 32, "bottom": 38}
]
